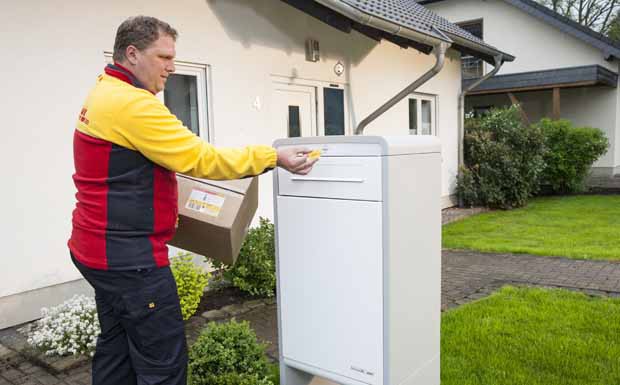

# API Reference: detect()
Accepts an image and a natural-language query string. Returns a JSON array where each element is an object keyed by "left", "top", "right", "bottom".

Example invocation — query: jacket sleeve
[{"left": 115, "top": 94, "right": 277, "bottom": 180}]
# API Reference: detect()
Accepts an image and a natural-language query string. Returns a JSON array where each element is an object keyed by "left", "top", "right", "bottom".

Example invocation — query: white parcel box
[{"left": 273, "top": 136, "right": 441, "bottom": 385}]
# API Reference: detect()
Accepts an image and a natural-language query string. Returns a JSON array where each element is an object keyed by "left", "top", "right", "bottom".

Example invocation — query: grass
[
  {"left": 441, "top": 286, "right": 620, "bottom": 385},
  {"left": 443, "top": 195, "right": 620, "bottom": 260}
]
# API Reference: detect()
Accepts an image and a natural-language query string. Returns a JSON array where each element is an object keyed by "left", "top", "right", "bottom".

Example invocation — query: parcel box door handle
[{"left": 289, "top": 176, "right": 365, "bottom": 183}]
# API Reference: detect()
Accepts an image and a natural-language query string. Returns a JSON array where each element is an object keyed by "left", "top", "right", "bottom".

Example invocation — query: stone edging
[
  {"left": 445, "top": 280, "right": 620, "bottom": 311},
  {"left": 201, "top": 297, "right": 276, "bottom": 321}
]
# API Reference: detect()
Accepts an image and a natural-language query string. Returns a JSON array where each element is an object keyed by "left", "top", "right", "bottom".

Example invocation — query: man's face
[{"left": 131, "top": 34, "right": 176, "bottom": 94}]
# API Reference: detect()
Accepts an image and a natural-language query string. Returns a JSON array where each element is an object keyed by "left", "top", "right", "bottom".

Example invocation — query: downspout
[
  {"left": 356, "top": 41, "right": 451, "bottom": 135},
  {"left": 457, "top": 54, "right": 503, "bottom": 205}
]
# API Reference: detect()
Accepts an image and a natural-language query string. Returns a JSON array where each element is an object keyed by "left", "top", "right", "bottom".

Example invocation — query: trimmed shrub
[
  {"left": 536, "top": 118, "right": 609, "bottom": 193},
  {"left": 458, "top": 106, "right": 546, "bottom": 209},
  {"left": 27, "top": 295, "right": 100, "bottom": 356},
  {"left": 211, "top": 217, "right": 276, "bottom": 297},
  {"left": 189, "top": 320, "right": 272, "bottom": 385},
  {"left": 171, "top": 252, "right": 210, "bottom": 320},
  {"left": 190, "top": 373, "right": 273, "bottom": 385}
]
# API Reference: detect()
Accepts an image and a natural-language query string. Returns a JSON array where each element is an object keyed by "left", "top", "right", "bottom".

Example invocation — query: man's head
[{"left": 113, "top": 16, "right": 178, "bottom": 94}]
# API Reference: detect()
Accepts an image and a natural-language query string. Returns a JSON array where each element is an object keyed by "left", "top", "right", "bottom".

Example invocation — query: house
[
  {"left": 0, "top": 0, "right": 512, "bottom": 328},
  {"left": 419, "top": 0, "right": 620, "bottom": 179}
]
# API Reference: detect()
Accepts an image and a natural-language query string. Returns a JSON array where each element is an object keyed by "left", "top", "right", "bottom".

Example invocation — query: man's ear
[{"left": 125, "top": 45, "right": 139, "bottom": 66}]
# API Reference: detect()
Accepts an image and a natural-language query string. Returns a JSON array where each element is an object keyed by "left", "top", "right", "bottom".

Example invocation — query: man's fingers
[
  {"left": 295, "top": 164, "right": 314, "bottom": 175},
  {"left": 276, "top": 146, "right": 319, "bottom": 175},
  {"left": 291, "top": 157, "right": 318, "bottom": 174}
]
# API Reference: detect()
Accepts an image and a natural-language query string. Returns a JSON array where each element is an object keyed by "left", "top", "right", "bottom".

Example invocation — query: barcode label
[{"left": 186, "top": 189, "right": 225, "bottom": 217}]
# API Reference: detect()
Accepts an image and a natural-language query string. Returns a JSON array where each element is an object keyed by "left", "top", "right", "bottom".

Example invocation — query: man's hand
[{"left": 276, "top": 147, "right": 319, "bottom": 175}]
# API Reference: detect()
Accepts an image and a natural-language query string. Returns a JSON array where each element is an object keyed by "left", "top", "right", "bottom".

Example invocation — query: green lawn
[
  {"left": 443, "top": 195, "right": 620, "bottom": 260},
  {"left": 442, "top": 286, "right": 620, "bottom": 385}
]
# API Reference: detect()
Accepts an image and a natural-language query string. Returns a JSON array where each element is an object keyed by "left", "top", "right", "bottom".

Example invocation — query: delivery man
[{"left": 68, "top": 15, "right": 317, "bottom": 385}]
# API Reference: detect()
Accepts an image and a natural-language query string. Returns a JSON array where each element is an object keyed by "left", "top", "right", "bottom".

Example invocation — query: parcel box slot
[
  {"left": 290, "top": 176, "right": 365, "bottom": 183},
  {"left": 278, "top": 156, "right": 382, "bottom": 201}
]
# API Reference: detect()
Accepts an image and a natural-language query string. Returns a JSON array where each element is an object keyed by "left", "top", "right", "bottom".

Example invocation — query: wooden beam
[
  {"left": 507, "top": 92, "right": 531, "bottom": 126},
  {"left": 552, "top": 87, "right": 561, "bottom": 120}
]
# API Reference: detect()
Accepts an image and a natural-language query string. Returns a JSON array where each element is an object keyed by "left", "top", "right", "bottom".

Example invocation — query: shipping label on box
[{"left": 185, "top": 188, "right": 226, "bottom": 217}]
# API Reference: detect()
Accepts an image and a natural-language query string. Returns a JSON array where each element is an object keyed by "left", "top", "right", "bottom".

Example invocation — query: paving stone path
[{"left": 2, "top": 211, "right": 619, "bottom": 384}]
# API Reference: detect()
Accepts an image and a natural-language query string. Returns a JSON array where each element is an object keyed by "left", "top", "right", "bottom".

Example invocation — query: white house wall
[
  {"left": 0, "top": 0, "right": 462, "bottom": 327},
  {"left": 425, "top": 0, "right": 617, "bottom": 74},
  {"left": 562, "top": 87, "right": 618, "bottom": 170}
]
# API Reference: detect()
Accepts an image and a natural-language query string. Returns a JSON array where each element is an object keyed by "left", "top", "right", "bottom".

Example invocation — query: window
[
  {"left": 165, "top": 74, "right": 199, "bottom": 135},
  {"left": 288, "top": 106, "right": 301, "bottom": 137},
  {"left": 161, "top": 63, "right": 209, "bottom": 139},
  {"left": 462, "top": 56, "right": 484, "bottom": 79},
  {"left": 323, "top": 87, "right": 345, "bottom": 136},
  {"left": 104, "top": 53, "right": 210, "bottom": 140},
  {"left": 408, "top": 94, "right": 436, "bottom": 136},
  {"left": 458, "top": 20, "right": 484, "bottom": 79},
  {"left": 408, "top": 99, "right": 418, "bottom": 135}
]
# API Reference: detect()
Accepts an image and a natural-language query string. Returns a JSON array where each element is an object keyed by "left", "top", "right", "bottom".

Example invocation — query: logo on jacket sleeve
[{"left": 79, "top": 108, "right": 90, "bottom": 125}]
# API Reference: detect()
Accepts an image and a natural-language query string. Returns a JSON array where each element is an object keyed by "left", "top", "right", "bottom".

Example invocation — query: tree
[
  {"left": 535, "top": 0, "right": 620, "bottom": 35},
  {"left": 607, "top": 10, "right": 620, "bottom": 41}
]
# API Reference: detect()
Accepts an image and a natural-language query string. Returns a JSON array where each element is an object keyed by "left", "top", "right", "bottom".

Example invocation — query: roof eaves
[
  {"left": 327, "top": 0, "right": 514, "bottom": 64},
  {"left": 315, "top": 0, "right": 453, "bottom": 46},
  {"left": 463, "top": 64, "right": 618, "bottom": 92}
]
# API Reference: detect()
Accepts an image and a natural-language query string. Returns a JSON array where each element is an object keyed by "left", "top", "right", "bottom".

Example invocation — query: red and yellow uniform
[{"left": 69, "top": 64, "right": 276, "bottom": 270}]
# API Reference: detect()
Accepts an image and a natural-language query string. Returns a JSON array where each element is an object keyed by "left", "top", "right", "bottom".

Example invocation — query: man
[{"left": 68, "top": 16, "right": 316, "bottom": 385}]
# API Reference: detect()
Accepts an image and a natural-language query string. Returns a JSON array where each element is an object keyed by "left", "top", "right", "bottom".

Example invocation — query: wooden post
[
  {"left": 507, "top": 92, "right": 530, "bottom": 126},
  {"left": 552, "top": 87, "right": 561, "bottom": 120}
]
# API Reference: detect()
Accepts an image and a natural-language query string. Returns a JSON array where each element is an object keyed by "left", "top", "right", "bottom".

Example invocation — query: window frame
[
  {"left": 408, "top": 93, "right": 438, "bottom": 136},
  {"left": 456, "top": 19, "right": 485, "bottom": 79}
]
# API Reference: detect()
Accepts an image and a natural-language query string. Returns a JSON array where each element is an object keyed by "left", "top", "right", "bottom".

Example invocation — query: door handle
[{"left": 290, "top": 177, "right": 365, "bottom": 183}]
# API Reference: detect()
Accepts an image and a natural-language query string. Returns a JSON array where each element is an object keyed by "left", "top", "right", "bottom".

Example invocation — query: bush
[
  {"left": 171, "top": 252, "right": 210, "bottom": 320},
  {"left": 536, "top": 118, "right": 609, "bottom": 193},
  {"left": 458, "top": 106, "right": 546, "bottom": 209},
  {"left": 212, "top": 218, "right": 276, "bottom": 297},
  {"left": 27, "top": 295, "right": 100, "bottom": 356},
  {"left": 189, "top": 319, "right": 272, "bottom": 385},
  {"left": 191, "top": 373, "right": 273, "bottom": 385}
]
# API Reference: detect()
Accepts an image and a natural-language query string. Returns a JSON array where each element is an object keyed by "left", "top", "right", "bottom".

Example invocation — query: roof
[
  {"left": 463, "top": 65, "right": 618, "bottom": 95},
  {"left": 418, "top": 0, "right": 620, "bottom": 60},
  {"left": 281, "top": 0, "right": 515, "bottom": 64}
]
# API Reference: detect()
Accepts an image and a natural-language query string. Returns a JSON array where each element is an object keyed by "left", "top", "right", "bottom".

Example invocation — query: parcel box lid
[{"left": 273, "top": 135, "right": 441, "bottom": 157}]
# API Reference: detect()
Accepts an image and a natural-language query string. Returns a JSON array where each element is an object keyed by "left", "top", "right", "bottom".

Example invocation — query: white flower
[{"left": 27, "top": 295, "right": 100, "bottom": 357}]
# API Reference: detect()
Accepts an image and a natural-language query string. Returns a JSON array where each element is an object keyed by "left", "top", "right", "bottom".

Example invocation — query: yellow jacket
[{"left": 77, "top": 73, "right": 277, "bottom": 179}]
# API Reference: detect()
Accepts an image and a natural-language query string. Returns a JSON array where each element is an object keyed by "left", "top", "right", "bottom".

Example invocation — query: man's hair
[{"left": 113, "top": 16, "right": 178, "bottom": 62}]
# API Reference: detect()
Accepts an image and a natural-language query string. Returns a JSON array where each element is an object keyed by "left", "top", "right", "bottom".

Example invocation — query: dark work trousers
[{"left": 72, "top": 255, "right": 187, "bottom": 385}]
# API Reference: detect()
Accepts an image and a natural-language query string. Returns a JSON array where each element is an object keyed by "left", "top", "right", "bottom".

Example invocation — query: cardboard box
[{"left": 169, "top": 175, "right": 258, "bottom": 265}]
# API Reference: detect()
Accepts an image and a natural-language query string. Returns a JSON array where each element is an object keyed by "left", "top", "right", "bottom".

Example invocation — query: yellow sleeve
[{"left": 115, "top": 94, "right": 277, "bottom": 180}]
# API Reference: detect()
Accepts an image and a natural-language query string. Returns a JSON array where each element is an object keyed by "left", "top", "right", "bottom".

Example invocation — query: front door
[
  {"left": 271, "top": 79, "right": 350, "bottom": 139},
  {"left": 272, "top": 83, "right": 317, "bottom": 139}
]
